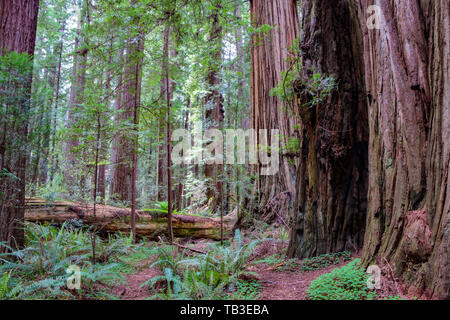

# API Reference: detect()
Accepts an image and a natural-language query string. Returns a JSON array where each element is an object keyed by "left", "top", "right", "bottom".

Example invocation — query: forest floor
[
  {"left": 111, "top": 239, "right": 354, "bottom": 300},
  {"left": 112, "top": 260, "right": 350, "bottom": 300},
  {"left": 253, "top": 261, "right": 351, "bottom": 300}
]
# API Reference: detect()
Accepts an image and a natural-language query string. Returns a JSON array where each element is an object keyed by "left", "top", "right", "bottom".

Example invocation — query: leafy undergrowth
[
  {"left": 0, "top": 223, "right": 263, "bottom": 300},
  {"left": 306, "top": 259, "right": 377, "bottom": 300},
  {"left": 141, "top": 201, "right": 204, "bottom": 218},
  {"left": 305, "top": 259, "right": 414, "bottom": 301},
  {"left": 0, "top": 222, "right": 410, "bottom": 301},
  {"left": 230, "top": 280, "right": 263, "bottom": 300},
  {"left": 254, "top": 251, "right": 352, "bottom": 273},
  {"left": 0, "top": 222, "right": 146, "bottom": 300},
  {"left": 140, "top": 229, "right": 262, "bottom": 300}
]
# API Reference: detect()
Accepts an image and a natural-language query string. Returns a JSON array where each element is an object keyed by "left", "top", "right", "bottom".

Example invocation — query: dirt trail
[
  {"left": 254, "top": 261, "right": 351, "bottom": 300},
  {"left": 112, "top": 261, "right": 350, "bottom": 300},
  {"left": 112, "top": 265, "right": 161, "bottom": 300}
]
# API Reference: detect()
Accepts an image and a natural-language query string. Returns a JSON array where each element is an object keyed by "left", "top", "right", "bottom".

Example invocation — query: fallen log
[{"left": 24, "top": 198, "right": 234, "bottom": 240}]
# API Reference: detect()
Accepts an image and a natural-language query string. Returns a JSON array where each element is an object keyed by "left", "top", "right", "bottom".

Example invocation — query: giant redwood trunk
[
  {"left": 0, "top": 0, "right": 40, "bottom": 251},
  {"left": 249, "top": 0, "right": 301, "bottom": 221},
  {"left": 287, "top": 0, "right": 369, "bottom": 258},
  {"left": 358, "top": 0, "right": 449, "bottom": 299}
]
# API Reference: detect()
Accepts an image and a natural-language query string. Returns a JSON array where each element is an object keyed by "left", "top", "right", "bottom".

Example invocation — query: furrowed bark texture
[
  {"left": 157, "top": 25, "right": 175, "bottom": 202},
  {"left": 358, "top": 0, "right": 449, "bottom": 299},
  {"left": 110, "top": 26, "right": 144, "bottom": 203},
  {"left": 250, "top": 0, "right": 301, "bottom": 221},
  {"left": 204, "top": 3, "right": 224, "bottom": 213},
  {"left": 288, "top": 0, "right": 369, "bottom": 258},
  {"left": 0, "top": 0, "right": 40, "bottom": 251}
]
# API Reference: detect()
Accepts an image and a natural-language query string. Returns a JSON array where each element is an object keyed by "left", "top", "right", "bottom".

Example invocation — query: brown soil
[
  {"left": 112, "top": 261, "right": 161, "bottom": 300},
  {"left": 111, "top": 239, "right": 355, "bottom": 300},
  {"left": 252, "top": 261, "right": 352, "bottom": 300}
]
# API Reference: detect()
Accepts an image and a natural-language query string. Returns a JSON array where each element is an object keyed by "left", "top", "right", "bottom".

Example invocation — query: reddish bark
[
  {"left": 250, "top": 0, "right": 301, "bottom": 220},
  {"left": 0, "top": 0, "right": 40, "bottom": 251},
  {"left": 358, "top": 0, "right": 449, "bottom": 299},
  {"left": 288, "top": 0, "right": 368, "bottom": 258}
]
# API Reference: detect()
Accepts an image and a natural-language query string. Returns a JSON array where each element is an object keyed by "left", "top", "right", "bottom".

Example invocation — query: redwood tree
[
  {"left": 0, "top": 0, "right": 40, "bottom": 251},
  {"left": 249, "top": 0, "right": 301, "bottom": 221},
  {"left": 287, "top": 0, "right": 369, "bottom": 258},
  {"left": 358, "top": 0, "right": 449, "bottom": 299},
  {"left": 110, "top": 11, "right": 144, "bottom": 204},
  {"left": 286, "top": 0, "right": 449, "bottom": 299}
]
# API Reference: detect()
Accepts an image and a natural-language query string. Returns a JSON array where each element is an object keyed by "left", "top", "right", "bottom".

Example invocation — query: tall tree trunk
[
  {"left": 65, "top": 0, "right": 88, "bottom": 189},
  {"left": 204, "top": 2, "right": 224, "bottom": 213},
  {"left": 157, "top": 26, "right": 170, "bottom": 202},
  {"left": 162, "top": 22, "right": 174, "bottom": 243},
  {"left": 176, "top": 99, "right": 190, "bottom": 211},
  {"left": 110, "top": 27, "right": 144, "bottom": 203},
  {"left": 109, "top": 47, "right": 124, "bottom": 200},
  {"left": 358, "top": 0, "right": 449, "bottom": 299},
  {"left": 49, "top": 22, "right": 65, "bottom": 184},
  {"left": 157, "top": 25, "right": 177, "bottom": 203},
  {"left": 249, "top": 0, "right": 300, "bottom": 221},
  {"left": 0, "top": 0, "right": 40, "bottom": 251},
  {"left": 95, "top": 39, "right": 114, "bottom": 204},
  {"left": 287, "top": 0, "right": 369, "bottom": 258}
]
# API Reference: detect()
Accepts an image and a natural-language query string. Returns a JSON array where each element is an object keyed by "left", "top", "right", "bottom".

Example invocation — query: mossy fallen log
[{"left": 24, "top": 198, "right": 234, "bottom": 240}]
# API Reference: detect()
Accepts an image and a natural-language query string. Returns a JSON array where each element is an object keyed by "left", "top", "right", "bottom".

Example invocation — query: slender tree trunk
[
  {"left": 249, "top": 0, "right": 301, "bottom": 221},
  {"left": 96, "top": 39, "right": 113, "bottom": 203},
  {"left": 157, "top": 117, "right": 167, "bottom": 201},
  {"left": 157, "top": 26, "right": 176, "bottom": 202},
  {"left": 0, "top": 0, "right": 40, "bottom": 251},
  {"left": 357, "top": 0, "right": 449, "bottom": 299},
  {"left": 176, "top": 99, "right": 190, "bottom": 211},
  {"left": 109, "top": 47, "right": 124, "bottom": 200},
  {"left": 65, "top": 0, "right": 88, "bottom": 190},
  {"left": 49, "top": 22, "right": 65, "bottom": 184},
  {"left": 31, "top": 108, "right": 44, "bottom": 185},
  {"left": 162, "top": 23, "right": 174, "bottom": 243}
]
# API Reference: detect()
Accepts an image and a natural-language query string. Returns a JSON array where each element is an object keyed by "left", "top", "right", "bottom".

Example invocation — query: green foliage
[
  {"left": 306, "top": 259, "right": 377, "bottom": 300},
  {"left": 149, "top": 245, "right": 187, "bottom": 276},
  {"left": 277, "top": 251, "right": 352, "bottom": 272},
  {"left": 300, "top": 251, "right": 352, "bottom": 272},
  {"left": 112, "top": 246, "right": 158, "bottom": 275},
  {"left": 249, "top": 23, "right": 273, "bottom": 46},
  {"left": 269, "top": 37, "right": 302, "bottom": 104},
  {"left": 230, "top": 280, "right": 262, "bottom": 300},
  {"left": 0, "top": 272, "right": 22, "bottom": 300},
  {"left": 142, "top": 201, "right": 189, "bottom": 217},
  {"left": 382, "top": 295, "right": 405, "bottom": 300},
  {"left": 270, "top": 38, "right": 337, "bottom": 125},
  {"left": 299, "top": 72, "right": 337, "bottom": 109},
  {"left": 0, "top": 223, "right": 138, "bottom": 299},
  {"left": 0, "top": 51, "right": 35, "bottom": 201},
  {"left": 142, "top": 230, "right": 260, "bottom": 300}
]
